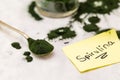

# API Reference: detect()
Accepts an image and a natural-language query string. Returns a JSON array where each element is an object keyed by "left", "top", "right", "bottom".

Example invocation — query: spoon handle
[{"left": 0, "top": 20, "right": 29, "bottom": 39}]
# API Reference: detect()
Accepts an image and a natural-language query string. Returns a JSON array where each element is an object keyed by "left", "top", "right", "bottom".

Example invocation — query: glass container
[{"left": 35, "top": 0, "right": 79, "bottom": 18}]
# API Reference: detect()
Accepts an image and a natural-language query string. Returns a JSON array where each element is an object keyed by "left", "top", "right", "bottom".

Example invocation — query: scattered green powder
[
  {"left": 26, "top": 56, "right": 33, "bottom": 62},
  {"left": 73, "top": 0, "right": 120, "bottom": 20},
  {"left": 11, "top": 42, "right": 33, "bottom": 62},
  {"left": 23, "top": 51, "right": 33, "bottom": 62},
  {"left": 47, "top": 27, "right": 76, "bottom": 40},
  {"left": 11, "top": 42, "right": 21, "bottom": 49},
  {"left": 28, "top": 0, "right": 120, "bottom": 40},
  {"left": 28, "top": 1, "right": 43, "bottom": 20},
  {"left": 72, "top": 0, "right": 120, "bottom": 33},
  {"left": 27, "top": 38, "right": 54, "bottom": 55},
  {"left": 23, "top": 51, "right": 31, "bottom": 56},
  {"left": 88, "top": 16, "right": 100, "bottom": 24},
  {"left": 83, "top": 24, "right": 99, "bottom": 32}
]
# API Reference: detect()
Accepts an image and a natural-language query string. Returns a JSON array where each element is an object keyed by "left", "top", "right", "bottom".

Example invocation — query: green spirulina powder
[
  {"left": 28, "top": 0, "right": 120, "bottom": 40},
  {"left": 23, "top": 51, "right": 33, "bottom": 62},
  {"left": 28, "top": 1, "right": 43, "bottom": 20},
  {"left": 11, "top": 42, "right": 21, "bottom": 49},
  {"left": 27, "top": 38, "right": 54, "bottom": 55},
  {"left": 47, "top": 27, "right": 76, "bottom": 40}
]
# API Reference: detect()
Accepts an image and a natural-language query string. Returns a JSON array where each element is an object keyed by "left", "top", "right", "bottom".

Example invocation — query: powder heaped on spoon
[{"left": 27, "top": 38, "right": 54, "bottom": 55}]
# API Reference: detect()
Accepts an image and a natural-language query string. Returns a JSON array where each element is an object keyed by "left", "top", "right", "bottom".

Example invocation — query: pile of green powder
[
  {"left": 23, "top": 51, "right": 33, "bottom": 62},
  {"left": 27, "top": 38, "right": 54, "bottom": 55},
  {"left": 47, "top": 27, "right": 76, "bottom": 40}
]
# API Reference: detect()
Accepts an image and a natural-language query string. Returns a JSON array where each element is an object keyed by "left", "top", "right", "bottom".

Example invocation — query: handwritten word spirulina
[{"left": 76, "top": 41, "right": 115, "bottom": 62}]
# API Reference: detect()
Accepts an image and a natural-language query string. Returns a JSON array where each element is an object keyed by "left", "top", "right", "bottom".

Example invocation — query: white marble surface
[{"left": 0, "top": 0, "right": 120, "bottom": 80}]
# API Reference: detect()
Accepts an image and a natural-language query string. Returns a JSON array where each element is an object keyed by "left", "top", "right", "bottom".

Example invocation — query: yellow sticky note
[{"left": 63, "top": 29, "right": 120, "bottom": 73}]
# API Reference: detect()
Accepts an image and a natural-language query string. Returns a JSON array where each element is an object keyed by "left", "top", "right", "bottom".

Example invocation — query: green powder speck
[
  {"left": 23, "top": 51, "right": 33, "bottom": 62},
  {"left": 23, "top": 51, "right": 31, "bottom": 56},
  {"left": 47, "top": 27, "right": 76, "bottom": 40},
  {"left": 28, "top": 0, "right": 120, "bottom": 41},
  {"left": 28, "top": 1, "right": 43, "bottom": 20},
  {"left": 27, "top": 38, "right": 54, "bottom": 55},
  {"left": 26, "top": 56, "right": 33, "bottom": 62},
  {"left": 72, "top": 0, "right": 120, "bottom": 33},
  {"left": 88, "top": 16, "right": 100, "bottom": 24},
  {"left": 11, "top": 42, "right": 21, "bottom": 49},
  {"left": 83, "top": 24, "right": 99, "bottom": 32}
]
